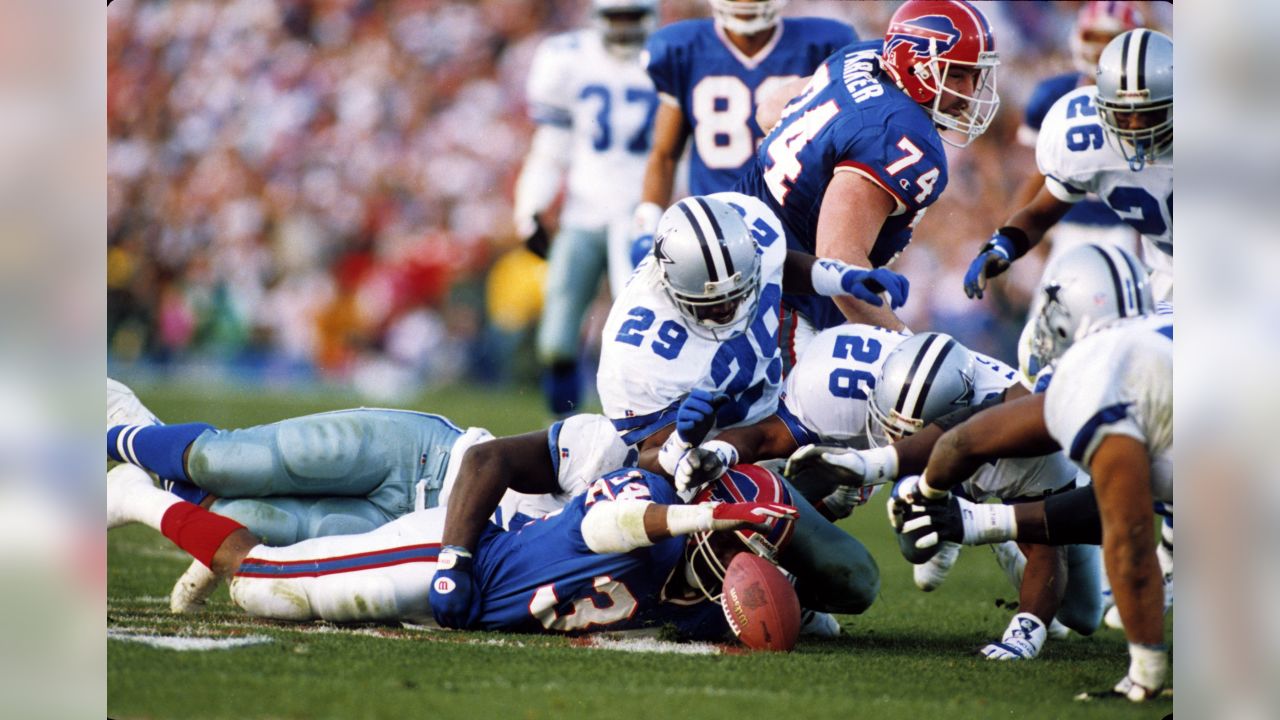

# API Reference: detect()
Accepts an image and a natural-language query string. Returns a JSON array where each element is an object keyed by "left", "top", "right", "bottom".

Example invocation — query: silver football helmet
[
  {"left": 1032, "top": 243, "right": 1153, "bottom": 364},
  {"left": 593, "top": 0, "right": 658, "bottom": 55},
  {"left": 654, "top": 196, "right": 761, "bottom": 341},
  {"left": 708, "top": 0, "right": 787, "bottom": 36},
  {"left": 1095, "top": 29, "right": 1172, "bottom": 170},
  {"left": 866, "top": 332, "right": 976, "bottom": 446}
]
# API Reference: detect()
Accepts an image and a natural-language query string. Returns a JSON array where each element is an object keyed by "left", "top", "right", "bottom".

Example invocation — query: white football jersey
[
  {"left": 1037, "top": 86, "right": 1173, "bottom": 283},
  {"left": 777, "top": 324, "right": 910, "bottom": 447},
  {"left": 527, "top": 30, "right": 655, "bottom": 228},
  {"left": 598, "top": 192, "right": 787, "bottom": 446},
  {"left": 1044, "top": 316, "right": 1173, "bottom": 503}
]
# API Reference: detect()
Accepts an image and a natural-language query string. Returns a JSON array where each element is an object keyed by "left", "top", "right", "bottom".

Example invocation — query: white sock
[{"left": 132, "top": 478, "right": 183, "bottom": 530}]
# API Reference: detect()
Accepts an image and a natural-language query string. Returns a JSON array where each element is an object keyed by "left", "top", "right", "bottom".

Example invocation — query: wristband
[
  {"left": 437, "top": 545, "right": 472, "bottom": 569},
  {"left": 960, "top": 501, "right": 1018, "bottom": 545},
  {"left": 657, "top": 431, "right": 691, "bottom": 476},
  {"left": 917, "top": 471, "right": 947, "bottom": 500},
  {"left": 994, "top": 226, "right": 1031, "bottom": 259},
  {"left": 633, "top": 202, "right": 664, "bottom": 236},
  {"left": 860, "top": 446, "right": 899, "bottom": 485},
  {"left": 810, "top": 258, "right": 862, "bottom": 297},
  {"left": 664, "top": 503, "right": 715, "bottom": 536},
  {"left": 701, "top": 440, "right": 739, "bottom": 468}
]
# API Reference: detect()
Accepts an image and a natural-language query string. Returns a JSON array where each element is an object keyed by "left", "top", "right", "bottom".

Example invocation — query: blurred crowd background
[{"left": 106, "top": 0, "right": 1172, "bottom": 401}]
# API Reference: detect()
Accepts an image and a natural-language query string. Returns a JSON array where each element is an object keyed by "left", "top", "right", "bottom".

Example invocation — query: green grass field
[{"left": 107, "top": 380, "right": 1172, "bottom": 720}]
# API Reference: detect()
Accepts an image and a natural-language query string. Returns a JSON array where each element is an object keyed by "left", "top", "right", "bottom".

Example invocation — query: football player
[
  {"left": 1000, "top": 2, "right": 1144, "bottom": 278},
  {"left": 964, "top": 29, "right": 1173, "bottom": 303},
  {"left": 513, "top": 0, "right": 659, "bottom": 419},
  {"left": 631, "top": 0, "right": 856, "bottom": 252},
  {"left": 895, "top": 243, "right": 1172, "bottom": 700},
  {"left": 597, "top": 193, "right": 905, "bottom": 617},
  {"left": 107, "top": 379, "right": 631, "bottom": 611},
  {"left": 792, "top": 332, "right": 1101, "bottom": 661},
  {"left": 108, "top": 459, "right": 797, "bottom": 641},
  {"left": 735, "top": 0, "right": 1001, "bottom": 366}
]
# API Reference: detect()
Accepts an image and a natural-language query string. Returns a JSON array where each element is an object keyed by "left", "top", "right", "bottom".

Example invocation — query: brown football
[{"left": 721, "top": 552, "right": 801, "bottom": 652}]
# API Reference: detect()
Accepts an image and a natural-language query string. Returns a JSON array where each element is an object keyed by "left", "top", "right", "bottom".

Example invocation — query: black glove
[{"left": 524, "top": 217, "right": 551, "bottom": 259}]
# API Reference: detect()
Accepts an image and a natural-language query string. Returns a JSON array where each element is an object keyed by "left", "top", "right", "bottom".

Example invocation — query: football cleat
[
  {"left": 107, "top": 463, "right": 157, "bottom": 529},
  {"left": 799, "top": 608, "right": 841, "bottom": 638},
  {"left": 913, "top": 540, "right": 961, "bottom": 592},
  {"left": 170, "top": 558, "right": 222, "bottom": 614},
  {"left": 1048, "top": 617, "right": 1071, "bottom": 640},
  {"left": 980, "top": 612, "right": 1046, "bottom": 660},
  {"left": 107, "top": 377, "right": 161, "bottom": 432}
]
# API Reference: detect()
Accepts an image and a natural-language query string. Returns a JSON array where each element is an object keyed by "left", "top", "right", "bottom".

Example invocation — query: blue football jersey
[
  {"left": 644, "top": 17, "right": 856, "bottom": 195},
  {"left": 1022, "top": 72, "right": 1122, "bottom": 228},
  {"left": 736, "top": 40, "right": 948, "bottom": 331},
  {"left": 473, "top": 468, "right": 700, "bottom": 634}
]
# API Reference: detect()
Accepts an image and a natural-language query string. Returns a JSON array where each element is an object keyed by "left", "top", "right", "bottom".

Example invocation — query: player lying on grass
[
  {"left": 885, "top": 244, "right": 1173, "bottom": 701},
  {"left": 784, "top": 331, "right": 1102, "bottom": 661},
  {"left": 109, "top": 458, "right": 796, "bottom": 643},
  {"left": 107, "top": 381, "right": 875, "bottom": 624}
]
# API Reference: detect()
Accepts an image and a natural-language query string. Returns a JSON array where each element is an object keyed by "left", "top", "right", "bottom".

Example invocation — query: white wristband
[
  {"left": 861, "top": 445, "right": 899, "bottom": 485},
  {"left": 664, "top": 503, "right": 715, "bottom": 536},
  {"left": 632, "top": 202, "right": 664, "bottom": 237},
  {"left": 701, "top": 440, "right": 739, "bottom": 468},
  {"left": 810, "top": 258, "right": 864, "bottom": 297},
  {"left": 657, "top": 431, "right": 691, "bottom": 476},
  {"left": 918, "top": 471, "right": 947, "bottom": 500},
  {"left": 958, "top": 498, "right": 1018, "bottom": 545}
]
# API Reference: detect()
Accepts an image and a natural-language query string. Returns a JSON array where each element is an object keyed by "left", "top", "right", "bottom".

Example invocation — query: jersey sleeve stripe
[
  {"left": 530, "top": 104, "right": 572, "bottom": 128},
  {"left": 1068, "top": 402, "right": 1132, "bottom": 464},
  {"left": 610, "top": 400, "right": 682, "bottom": 446},
  {"left": 773, "top": 404, "right": 819, "bottom": 448},
  {"left": 834, "top": 162, "right": 908, "bottom": 215},
  {"left": 547, "top": 420, "right": 566, "bottom": 478}
]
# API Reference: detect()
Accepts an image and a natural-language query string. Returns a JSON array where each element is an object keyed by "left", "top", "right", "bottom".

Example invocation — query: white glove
[{"left": 674, "top": 440, "right": 738, "bottom": 494}]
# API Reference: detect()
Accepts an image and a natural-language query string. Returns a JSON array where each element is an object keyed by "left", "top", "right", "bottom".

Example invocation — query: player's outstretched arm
[
  {"left": 963, "top": 183, "right": 1073, "bottom": 299},
  {"left": 638, "top": 102, "right": 689, "bottom": 210},
  {"left": 512, "top": 124, "right": 571, "bottom": 258},
  {"left": 440, "top": 430, "right": 560, "bottom": 553},
  {"left": 581, "top": 499, "right": 798, "bottom": 554},
  {"left": 781, "top": 252, "right": 909, "bottom": 310},
  {"left": 813, "top": 172, "right": 907, "bottom": 331},
  {"left": 665, "top": 415, "right": 799, "bottom": 495},
  {"left": 924, "top": 393, "right": 1061, "bottom": 495}
]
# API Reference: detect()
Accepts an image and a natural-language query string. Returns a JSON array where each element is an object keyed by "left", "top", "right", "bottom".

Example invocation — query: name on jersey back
[{"left": 842, "top": 49, "right": 883, "bottom": 104}]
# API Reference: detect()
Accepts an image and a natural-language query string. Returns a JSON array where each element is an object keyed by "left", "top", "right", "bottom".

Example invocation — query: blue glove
[
  {"left": 629, "top": 233, "right": 654, "bottom": 269},
  {"left": 429, "top": 545, "right": 481, "bottom": 629},
  {"left": 963, "top": 232, "right": 1017, "bottom": 299},
  {"left": 674, "top": 389, "right": 728, "bottom": 447},
  {"left": 842, "top": 267, "right": 910, "bottom": 309}
]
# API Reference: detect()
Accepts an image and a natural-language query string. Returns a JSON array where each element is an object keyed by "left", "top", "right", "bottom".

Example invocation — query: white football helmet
[
  {"left": 708, "top": 0, "right": 787, "bottom": 36},
  {"left": 593, "top": 0, "right": 658, "bottom": 55},
  {"left": 1095, "top": 29, "right": 1173, "bottom": 170},
  {"left": 654, "top": 196, "right": 761, "bottom": 341},
  {"left": 867, "top": 332, "right": 976, "bottom": 446},
  {"left": 1032, "top": 243, "right": 1153, "bottom": 364}
]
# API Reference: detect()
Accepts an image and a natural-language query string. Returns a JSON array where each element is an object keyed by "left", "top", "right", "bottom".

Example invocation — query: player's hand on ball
[
  {"left": 709, "top": 501, "right": 798, "bottom": 532},
  {"left": 429, "top": 546, "right": 481, "bottom": 629},
  {"left": 963, "top": 231, "right": 1017, "bottom": 299}
]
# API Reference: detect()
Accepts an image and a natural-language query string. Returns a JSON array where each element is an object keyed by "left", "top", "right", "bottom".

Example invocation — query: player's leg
[
  {"left": 777, "top": 481, "right": 879, "bottom": 614},
  {"left": 228, "top": 508, "right": 448, "bottom": 623},
  {"left": 536, "top": 227, "right": 607, "bottom": 417},
  {"left": 1055, "top": 543, "right": 1103, "bottom": 636},
  {"left": 981, "top": 543, "right": 1065, "bottom": 660}
]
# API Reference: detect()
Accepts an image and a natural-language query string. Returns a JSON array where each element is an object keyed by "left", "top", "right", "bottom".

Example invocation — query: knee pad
[
  {"left": 211, "top": 498, "right": 301, "bottom": 546},
  {"left": 276, "top": 414, "right": 367, "bottom": 480}
]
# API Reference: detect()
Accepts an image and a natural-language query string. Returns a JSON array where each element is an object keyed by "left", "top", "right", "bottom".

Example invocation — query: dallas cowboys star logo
[
  {"left": 654, "top": 232, "right": 673, "bottom": 265},
  {"left": 1043, "top": 282, "right": 1063, "bottom": 306},
  {"left": 951, "top": 369, "right": 975, "bottom": 406}
]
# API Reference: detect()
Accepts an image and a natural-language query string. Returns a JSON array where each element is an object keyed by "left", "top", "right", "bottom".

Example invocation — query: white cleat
[
  {"left": 913, "top": 540, "right": 961, "bottom": 592},
  {"left": 108, "top": 377, "right": 161, "bottom": 431},
  {"left": 980, "top": 612, "right": 1046, "bottom": 660},
  {"left": 170, "top": 558, "right": 222, "bottom": 614},
  {"left": 989, "top": 540, "right": 1026, "bottom": 591},
  {"left": 1103, "top": 573, "right": 1174, "bottom": 631},
  {"left": 107, "top": 463, "right": 157, "bottom": 529},
  {"left": 799, "top": 608, "right": 841, "bottom": 638},
  {"left": 1048, "top": 617, "right": 1071, "bottom": 640}
]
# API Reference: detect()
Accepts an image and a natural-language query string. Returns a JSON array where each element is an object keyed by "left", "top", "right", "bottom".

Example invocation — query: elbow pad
[{"left": 580, "top": 500, "right": 654, "bottom": 554}]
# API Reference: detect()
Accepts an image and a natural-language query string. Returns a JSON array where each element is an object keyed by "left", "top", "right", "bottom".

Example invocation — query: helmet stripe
[
  {"left": 1114, "top": 245, "right": 1151, "bottom": 315},
  {"left": 1135, "top": 28, "right": 1150, "bottom": 92},
  {"left": 676, "top": 200, "right": 721, "bottom": 283},
  {"left": 1120, "top": 30, "right": 1133, "bottom": 92},
  {"left": 694, "top": 197, "right": 736, "bottom": 276},
  {"left": 953, "top": 0, "right": 993, "bottom": 53},
  {"left": 1089, "top": 244, "right": 1131, "bottom": 318},
  {"left": 908, "top": 337, "right": 958, "bottom": 421},
  {"left": 895, "top": 333, "right": 938, "bottom": 414}
]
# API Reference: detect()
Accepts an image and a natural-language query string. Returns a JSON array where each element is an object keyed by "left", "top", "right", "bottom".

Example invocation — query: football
[{"left": 721, "top": 552, "right": 802, "bottom": 652}]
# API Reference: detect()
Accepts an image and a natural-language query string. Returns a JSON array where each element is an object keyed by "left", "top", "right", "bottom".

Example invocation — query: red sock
[{"left": 160, "top": 503, "right": 246, "bottom": 569}]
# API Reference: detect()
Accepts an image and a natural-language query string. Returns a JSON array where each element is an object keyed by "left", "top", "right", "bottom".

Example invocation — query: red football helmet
[
  {"left": 1071, "top": 1, "right": 1144, "bottom": 74},
  {"left": 880, "top": 0, "right": 1000, "bottom": 147},
  {"left": 685, "top": 464, "right": 797, "bottom": 602}
]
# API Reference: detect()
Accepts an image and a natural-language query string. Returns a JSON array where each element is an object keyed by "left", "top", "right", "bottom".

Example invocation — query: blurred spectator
[{"left": 108, "top": 0, "right": 1167, "bottom": 390}]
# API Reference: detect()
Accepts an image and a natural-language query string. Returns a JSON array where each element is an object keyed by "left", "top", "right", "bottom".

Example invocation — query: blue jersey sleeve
[
  {"left": 644, "top": 21, "right": 700, "bottom": 103},
  {"left": 834, "top": 108, "right": 949, "bottom": 217},
  {"left": 1023, "top": 73, "right": 1082, "bottom": 132}
]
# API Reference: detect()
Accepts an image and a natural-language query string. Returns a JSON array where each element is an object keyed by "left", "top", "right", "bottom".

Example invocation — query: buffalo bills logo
[{"left": 884, "top": 15, "right": 961, "bottom": 66}]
